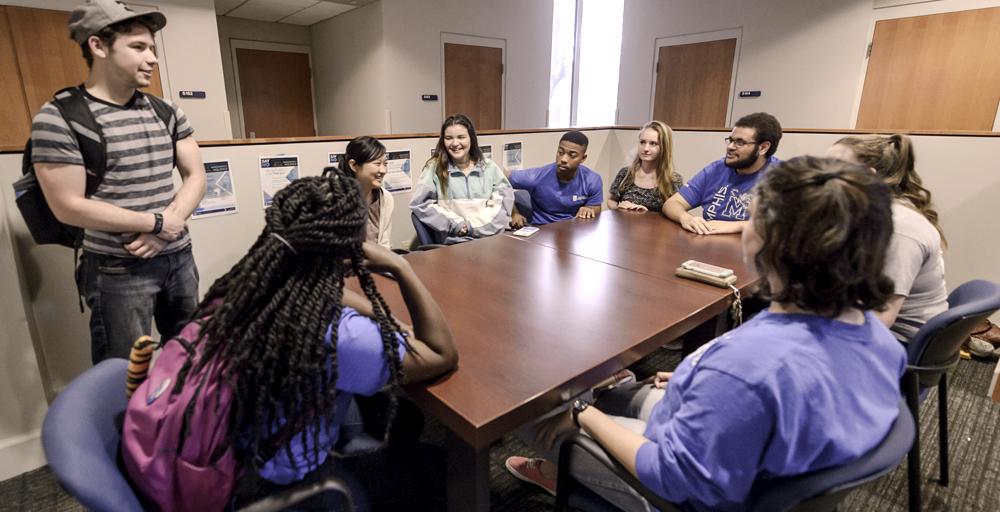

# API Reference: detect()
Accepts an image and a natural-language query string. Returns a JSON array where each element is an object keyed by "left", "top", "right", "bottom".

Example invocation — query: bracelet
[
  {"left": 151, "top": 213, "right": 164, "bottom": 235},
  {"left": 571, "top": 399, "right": 590, "bottom": 428}
]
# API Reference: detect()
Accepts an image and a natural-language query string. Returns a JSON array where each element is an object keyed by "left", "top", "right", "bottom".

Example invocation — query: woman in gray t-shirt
[{"left": 827, "top": 134, "right": 948, "bottom": 343}]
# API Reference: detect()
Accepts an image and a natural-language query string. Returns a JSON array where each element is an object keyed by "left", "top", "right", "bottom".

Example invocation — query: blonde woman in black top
[{"left": 608, "top": 121, "right": 683, "bottom": 212}]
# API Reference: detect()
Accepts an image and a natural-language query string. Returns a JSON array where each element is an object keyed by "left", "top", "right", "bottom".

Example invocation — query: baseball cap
[{"left": 68, "top": 0, "right": 167, "bottom": 45}]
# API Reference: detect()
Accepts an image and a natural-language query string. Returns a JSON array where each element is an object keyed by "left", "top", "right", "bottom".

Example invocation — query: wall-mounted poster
[
  {"left": 384, "top": 150, "right": 412, "bottom": 193},
  {"left": 259, "top": 155, "right": 299, "bottom": 207},
  {"left": 504, "top": 142, "right": 523, "bottom": 171},
  {"left": 193, "top": 160, "right": 237, "bottom": 218}
]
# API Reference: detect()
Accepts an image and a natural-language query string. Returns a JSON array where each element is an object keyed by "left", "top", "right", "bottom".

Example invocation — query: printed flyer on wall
[
  {"left": 193, "top": 160, "right": 237, "bottom": 218},
  {"left": 503, "top": 142, "right": 523, "bottom": 171},
  {"left": 259, "top": 155, "right": 299, "bottom": 207},
  {"left": 480, "top": 144, "right": 492, "bottom": 160},
  {"left": 384, "top": 150, "right": 412, "bottom": 193},
  {"left": 329, "top": 153, "right": 344, "bottom": 167}
]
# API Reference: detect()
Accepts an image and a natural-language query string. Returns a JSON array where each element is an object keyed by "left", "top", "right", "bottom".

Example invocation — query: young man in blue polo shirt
[
  {"left": 508, "top": 131, "right": 604, "bottom": 227},
  {"left": 662, "top": 112, "right": 782, "bottom": 235}
]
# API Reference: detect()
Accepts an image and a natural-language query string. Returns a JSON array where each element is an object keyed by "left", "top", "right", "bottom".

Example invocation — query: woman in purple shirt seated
[
  {"left": 506, "top": 156, "right": 906, "bottom": 511},
  {"left": 123, "top": 174, "right": 457, "bottom": 508}
]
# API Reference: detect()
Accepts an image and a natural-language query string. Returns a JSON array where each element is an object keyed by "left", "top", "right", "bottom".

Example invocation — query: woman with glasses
[{"left": 661, "top": 112, "right": 782, "bottom": 235}]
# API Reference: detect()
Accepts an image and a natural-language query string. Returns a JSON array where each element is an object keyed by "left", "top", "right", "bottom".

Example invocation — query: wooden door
[
  {"left": 856, "top": 7, "right": 1000, "bottom": 131},
  {"left": 0, "top": 7, "right": 31, "bottom": 146},
  {"left": 0, "top": 5, "right": 165, "bottom": 147},
  {"left": 652, "top": 39, "right": 736, "bottom": 128},
  {"left": 235, "top": 48, "right": 315, "bottom": 138},
  {"left": 444, "top": 43, "right": 503, "bottom": 130}
]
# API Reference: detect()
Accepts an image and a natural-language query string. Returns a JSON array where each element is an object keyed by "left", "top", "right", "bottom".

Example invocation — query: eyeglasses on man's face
[{"left": 724, "top": 137, "right": 758, "bottom": 148}]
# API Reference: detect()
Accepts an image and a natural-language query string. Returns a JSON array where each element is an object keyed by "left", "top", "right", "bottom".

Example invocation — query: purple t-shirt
[
  {"left": 634, "top": 310, "right": 906, "bottom": 511},
  {"left": 257, "top": 307, "right": 405, "bottom": 484},
  {"left": 508, "top": 163, "right": 603, "bottom": 225},
  {"left": 678, "top": 156, "right": 780, "bottom": 221}
]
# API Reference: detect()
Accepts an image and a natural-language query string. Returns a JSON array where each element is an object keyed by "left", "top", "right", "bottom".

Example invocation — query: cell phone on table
[
  {"left": 681, "top": 260, "right": 734, "bottom": 278},
  {"left": 511, "top": 226, "right": 539, "bottom": 237}
]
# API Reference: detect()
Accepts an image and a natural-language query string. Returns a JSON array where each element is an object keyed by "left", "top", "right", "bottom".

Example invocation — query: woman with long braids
[
  {"left": 122, "top": 173, "right": 457, "bottom": 508},
  {"left": 827, "top": 134, "right": 949, "bottom": 345},
  {"left": 409, "top": 113, "right": 513, "bottom": 244}
]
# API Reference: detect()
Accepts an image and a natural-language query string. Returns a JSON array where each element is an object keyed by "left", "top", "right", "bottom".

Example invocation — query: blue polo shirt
[
  {"left": 634, "top": 310, "right": 906, "bottom": 511},
  {"left": 678, "top": 156, "right": 780, "bottom": 221},
  {"left": 508, "top": 163, "right": 603, "bottom": 224},
  {"left": 257, "top": 307, "right": 406, "bottom": 484}
]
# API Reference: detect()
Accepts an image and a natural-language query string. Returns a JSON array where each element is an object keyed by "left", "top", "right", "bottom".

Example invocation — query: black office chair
[
  {"left": 410, "top": 212, "right": 446, "bottom": 249},
  {"left": 555, "top": 399, "right": 915, "bottom": 512},
  {"left": 513, "top": 189, "right": 533, "bottom": 223},
  {"left": 900, "top": 279, "right": 1000, "bottom": 512},
  {"left": 42, "top": 359, "right": 360, "bottom": 512}
]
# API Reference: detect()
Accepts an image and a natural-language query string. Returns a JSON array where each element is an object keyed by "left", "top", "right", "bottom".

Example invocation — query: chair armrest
[
  {"left": 238, "top": 476, "right": 355, "bottom": 512},
  {"left": 557, "top": 432, "right": 680, "bottom": 512}
]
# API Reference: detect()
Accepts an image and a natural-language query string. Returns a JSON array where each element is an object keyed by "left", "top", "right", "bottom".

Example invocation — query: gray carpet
[{"left": 3, "top": 350, "right": 999, "bottom": 511}]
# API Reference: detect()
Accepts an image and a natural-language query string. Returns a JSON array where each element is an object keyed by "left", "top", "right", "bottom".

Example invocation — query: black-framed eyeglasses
[{"left": 725, "top": 137, "right": 758, "bottom": 148}]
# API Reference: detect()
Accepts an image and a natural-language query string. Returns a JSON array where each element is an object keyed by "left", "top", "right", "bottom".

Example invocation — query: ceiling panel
[
  {"left": 227, "top": 0, "right": 318, "bottom": 23},
  {"left": 220, "top": 0, "right": 375, "bottom": 26},
  {"left": 281, "top": 1, "right": 354, "bottom": 25},
  {"left": 214, "top": 0, "right": 245, "bottom": 15}
]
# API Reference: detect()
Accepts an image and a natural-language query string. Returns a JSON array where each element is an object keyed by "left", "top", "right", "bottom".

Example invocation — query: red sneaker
[{"left": 505, "top": 456, "right": 557, "bottom": 496}]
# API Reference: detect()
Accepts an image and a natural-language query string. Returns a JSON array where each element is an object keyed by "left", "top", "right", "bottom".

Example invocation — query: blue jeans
[
  {"left": 521, "top": 383, "right": 666, "bottom": 512},
  {"left": 78, "top": 246, "right": 199, "bottom": 363}
]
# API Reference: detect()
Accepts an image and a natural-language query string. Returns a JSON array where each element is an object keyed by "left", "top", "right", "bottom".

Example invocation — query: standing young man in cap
[{"left": 30, "top": 0, "right": 206, "bottom": 363}]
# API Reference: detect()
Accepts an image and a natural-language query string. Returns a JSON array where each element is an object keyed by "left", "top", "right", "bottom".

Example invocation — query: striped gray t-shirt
[{"left": 30, "top": 90, "right": 194, "bottom": 257}]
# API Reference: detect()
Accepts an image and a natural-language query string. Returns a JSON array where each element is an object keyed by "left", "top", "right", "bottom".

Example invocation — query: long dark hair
[
  {"left": 182, "top": 174, "right": 407, "bottom": 469},
  {"left": 426, "top": 113, "right": 483, "bottom": 197},
  {"left": 339, "top": 135, "right": 386, "bottom": 176},
  {"left": 751, "top": 156, "right": 894, "bottom": 317},
  {"left": 834, "top": 134, "right": 946, "bottom": 246}
]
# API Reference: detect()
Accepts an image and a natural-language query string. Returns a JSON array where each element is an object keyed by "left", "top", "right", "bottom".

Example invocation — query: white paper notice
[
  {"left": 259, "top": 155, "right": 299, "bottom": 207},
  {"left": 384, "top": 150, "right": 412, "bottom": 193},
  {"left": 504, "top": 142, "right": 523, "bottom": 171},
  {"left": 193, "top": 160, "right": 237, "bottom": 218},
  {"left": 480, "top": 145, "right": 492, "bottom": 161}
]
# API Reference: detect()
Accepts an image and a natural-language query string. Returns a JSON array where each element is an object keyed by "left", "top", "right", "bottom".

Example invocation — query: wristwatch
[
  {"left": 571, "top": 399, "right": 591, "bottom": 427},
  {"left": 151, "top": 213, "right": 164, "bottom": 235}
]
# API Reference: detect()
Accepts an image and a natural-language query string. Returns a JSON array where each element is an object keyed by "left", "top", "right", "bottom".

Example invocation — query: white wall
[
  {"left": 0, "top": 189, "right": 48, "bottom": 481},
  {"left": 217, "top": 16, "right": 311, "bottom": 139},
  {"left": 2, "top": 0, "right": 231, "bottom": 139},
  {"left": 617, "top": 0, "right": 1000, "bottom": 129},
  {"left": 310, "top": 1, "right": 387, "bottom": 136},
  {"left": 378, "top": 0, "right": 552, "bottom": 133}
]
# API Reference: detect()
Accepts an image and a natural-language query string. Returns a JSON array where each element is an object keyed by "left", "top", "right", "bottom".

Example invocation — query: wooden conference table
[{"left": 349, "top": 210, "right": 760, "bottom": 511}]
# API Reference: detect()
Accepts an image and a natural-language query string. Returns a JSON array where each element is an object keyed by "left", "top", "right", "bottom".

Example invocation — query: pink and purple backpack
[{"left": 121, "top": 318, "right": 240, "bottom": 512}]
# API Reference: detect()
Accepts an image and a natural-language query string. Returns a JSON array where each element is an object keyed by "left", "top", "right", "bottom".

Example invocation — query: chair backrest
[
  {"left": 749, "top": 399, "right": 915, "bottom": 512},
  {"left": 513, "top": 189, "right": 533, "bottom": 222},
  {"left": 906, "top": 280, "right": 1000, "bottom": 380},
  {"left": 41, "top": 359, "right": 144, "bottom": 512}
]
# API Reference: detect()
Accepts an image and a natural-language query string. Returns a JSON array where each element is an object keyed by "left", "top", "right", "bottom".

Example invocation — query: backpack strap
[
  {"left": 143, "top": 93, "right": 178, "bottom": 169},
  {"left": 50, "top": 85, "right": 105, "bottom": 198}
]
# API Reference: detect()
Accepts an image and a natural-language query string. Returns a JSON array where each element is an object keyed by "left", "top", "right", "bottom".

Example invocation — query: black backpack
[{"left": 12, "top": 85, "right": 177, "bottom": 248}]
